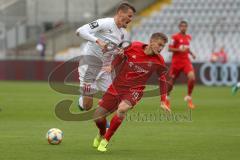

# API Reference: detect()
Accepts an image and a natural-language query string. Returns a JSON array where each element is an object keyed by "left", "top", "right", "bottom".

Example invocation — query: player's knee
[
  {"left": 94, "top": 107, "right": 107, "bottom": 121},
  {"left": 83, "top": 103, "right": 93, "bottom": 111},
  {"left": 82, "top": 97, "right": 93, "bottom": 111},
  {"left": 117, "top": 104, "right": 131, "bottom": 117},
  {"left": 94, "top": 117, "right": 105, "bottom": 123},
  {"left": 117, "top": 107, "right": 127, "bottom": 115},
  {"left": 188, "top": 72, "right": 195, "bottom": 81}
]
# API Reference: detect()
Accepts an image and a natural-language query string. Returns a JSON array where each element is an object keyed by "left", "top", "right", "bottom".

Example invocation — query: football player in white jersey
[{"left": 76, "top": 2, "right": 136, "bottom": 111}]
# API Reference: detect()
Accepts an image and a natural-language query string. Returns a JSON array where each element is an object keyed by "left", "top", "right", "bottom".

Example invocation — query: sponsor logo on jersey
[
  {"left": 89, "top": 21, "right": 99, "bottom": 29},
  {"left": 128, "top": 62, "right": 149, "bottom": 74}
]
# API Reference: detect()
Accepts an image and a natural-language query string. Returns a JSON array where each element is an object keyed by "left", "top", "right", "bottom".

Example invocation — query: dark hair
[
  {"left": 117, "top": 2, "right": 136, "bottom": 13},
  {"left": 179, "top": 20, "right": 188, "bottom": 26},
  {"left": 150, "top": 32, "right": 168, "bottom": 43}
]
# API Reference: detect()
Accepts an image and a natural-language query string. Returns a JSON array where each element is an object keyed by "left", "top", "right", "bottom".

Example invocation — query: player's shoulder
[
  {"left": 125, "top": 41, "right": 145, "bottom": 52},
  {"left": 97, "top": 17, "right": 113, "bottom": 22},
  {"left": 96, "top": 17, "right": 114, "bottom": 25},
  {"left": 130, "top": 41, "right": 145, "bottom": 47},
  {"left": 156, "top": 54, "right": 165, "bottom": 64},
  {"left": 171, "top": 33, "right": 180, "bottom": 39},
  {"left": 186, "top": 34, "right": 192, "bottom": 39}
]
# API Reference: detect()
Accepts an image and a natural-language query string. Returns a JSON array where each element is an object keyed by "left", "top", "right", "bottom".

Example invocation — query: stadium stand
[
  {"left": 1, "top": 0, "right": 239, "bottom": 62},
  {"left": 131, "top": 0, "right": 240, "bottom": 62},
  {"left": 0, "top": 0, "right": 124, "bottom": 59}
]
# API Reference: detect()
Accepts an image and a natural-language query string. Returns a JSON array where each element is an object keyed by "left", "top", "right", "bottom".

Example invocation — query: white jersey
[{"left": 76, "top": 18, "right": 129, "bottom": 66}]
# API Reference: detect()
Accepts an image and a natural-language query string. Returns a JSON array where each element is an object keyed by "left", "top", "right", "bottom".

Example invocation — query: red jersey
[
  {"left": 110, "top": 41, "right": 168, "bottom": 101},
  {"left": 211, "top": 51, "right": 228, "bottom": 63},
  {"left": 169, "top": 33, "right": 192, "bottom": 64}
]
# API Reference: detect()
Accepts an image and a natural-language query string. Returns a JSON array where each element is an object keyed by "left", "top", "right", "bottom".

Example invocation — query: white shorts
[{"left": 78, "top": 65, "right": 112, "bottom": 95}]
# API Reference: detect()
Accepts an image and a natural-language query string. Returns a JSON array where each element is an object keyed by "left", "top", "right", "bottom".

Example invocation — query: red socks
[
  {"left": 95, "top": 118, "right": 107, "bottom": 136},
  {"left": 104, "top": 114, "right": 124, "bottom": 141},
  {"left": 188, "top": 79, "right": 195, "bottom": 96}
]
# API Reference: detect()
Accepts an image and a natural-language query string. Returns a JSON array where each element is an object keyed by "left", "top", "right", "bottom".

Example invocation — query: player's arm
[
  {"left": 158, "top": 73, "right": 171, "bottom": 112},
  {"left": 112, "top": 54, "right": 125, "bottom": 68},
  {"left": 101, "top": 54, "right": 126, "bottom": 73},
  {"left": 75, "top": 19, "right": 108, "bottom": 50},
  {"left": 189, "top": 49, "right": 196, "bottom": 59},
  {"left": 156, "top": 61, "right": 171, "bottom": 112},
  {"left": 108, "top": 41, "right": 131, "bottom": 73},
  {"left": 188, "top": 35, "right": 196, "bottom": 59},
  {"left": 189, "top": 50, "right": 196, "bottom": 59}
]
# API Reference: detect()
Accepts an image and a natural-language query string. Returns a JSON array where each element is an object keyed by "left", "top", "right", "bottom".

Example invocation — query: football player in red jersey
[
  {"left": 92, "top": 33, "right": 171, "bottom": 152},
  {"left": 168, "top": 20, "right": 196, "bottom": 109}
]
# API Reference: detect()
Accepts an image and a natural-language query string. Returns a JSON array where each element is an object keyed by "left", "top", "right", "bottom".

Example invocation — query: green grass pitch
[{"left": 0, "top": 81, "right": 240, "bottom": 160}]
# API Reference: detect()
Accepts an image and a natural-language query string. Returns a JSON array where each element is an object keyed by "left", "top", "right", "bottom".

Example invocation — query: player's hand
[
  {"left": 116, "top": 48, "right": 124, "bottom": 56},
  {"left": 96, "top": 39, "right": 107, "bottom": 53},
  {"left": 191, "top": 53, "right": 196, "bottom": 59},
  {"left": 179, "top": 46, "right": 188, "bottom": 52},
  {"left": 101, "top": 65, "right": 112, "bottom": 73},
  {"left": 160, "top": 101, "right": 171, "bottom": 112}
]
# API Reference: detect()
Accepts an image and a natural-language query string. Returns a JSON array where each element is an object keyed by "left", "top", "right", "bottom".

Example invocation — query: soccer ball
[{"left": 46, "top": 128, "right": 63, "bottom": 145}]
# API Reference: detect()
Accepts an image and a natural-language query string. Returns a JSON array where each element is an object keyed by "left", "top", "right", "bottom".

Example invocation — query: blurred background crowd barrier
[{"left": 0, "top": 0, "right": 239, "bottom": 85}]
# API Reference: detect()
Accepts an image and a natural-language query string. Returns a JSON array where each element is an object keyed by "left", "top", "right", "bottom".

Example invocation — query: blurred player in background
[
  {"left": 93, "top": 33, "right": 171, "bottom": 152},
  {"left": 75, "top": 2, "right": 136, "bottom": 111},
  {"left": 232, "top": 82, "right": 240, "bottom": 95},
  {"left": 210, "top": 46, "right": 228, "bottom": 63},
  {"left": 168, "top": 20, "right": 196, "bottom": 109}
]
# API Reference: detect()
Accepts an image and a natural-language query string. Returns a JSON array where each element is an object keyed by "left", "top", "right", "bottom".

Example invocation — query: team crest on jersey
[
  {"left": 129, "top": 62, "right": 134, "bottom": 67},
  {"left": 89, "top": 21, "right": 99, "bottom": 29}
]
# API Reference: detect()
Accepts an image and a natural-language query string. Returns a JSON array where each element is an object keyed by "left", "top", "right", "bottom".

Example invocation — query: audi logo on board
[{"left": 200, "top": 63, "right": 239, "bottom": 86}]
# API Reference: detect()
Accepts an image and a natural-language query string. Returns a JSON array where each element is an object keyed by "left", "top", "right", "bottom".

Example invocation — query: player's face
[
  {"left": 179, "top": 23, "right": 188, "bottom": 34},
  {"left": 150, "top": 38, "right": 166, "bottom": 55},
  {"left": 118, "top": 9, "right": 134, "bottom": 28}
]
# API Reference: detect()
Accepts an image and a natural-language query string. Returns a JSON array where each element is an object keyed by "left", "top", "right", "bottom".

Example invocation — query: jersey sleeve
[
  {"left": 156, "top": 57, "right": 168, "bottom": 102},
  {"left": 111, "top": 54, "right": 124, "bottom": 68},
  {"left": 76, "top": 18, "right": 111, "bottom": 42},
  {"left": 188, "top": 35, "right": 192, "bottom": 41},
  {"left": 169, "top": 35, "right": 177, "bottom": 49}
]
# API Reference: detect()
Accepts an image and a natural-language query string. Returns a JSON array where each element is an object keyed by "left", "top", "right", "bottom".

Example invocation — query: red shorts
[
  {"left": 170, "top": 63, "right": 194, "bottom": 79},
  {"left": 98, "top": 85, "right": 143, "bottom": 113}
]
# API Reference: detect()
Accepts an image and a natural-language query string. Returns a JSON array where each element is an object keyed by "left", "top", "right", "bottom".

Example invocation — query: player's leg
[
  {"left": 184, "top": 64, "right": 196, "bottom": 109},
  {"left": 78, "top": 64, "right": 98, "bottom": 111},
  {"left": 232, "top": 82, "right": 240, "bottom": 95},
  {"left": 98, "top": 100, "right": 133, "bottom": 152},
  {"left": 93, "top": 106, "right": 110, "bottom": 148},
  {"left": 98, "top": 90, "right": 143, "bottom": 152},
  {"left": 78, "top": 82, "right": 97, "bottom": 111},
  {"left": 167, "top": 65, "right": 181, "bottom": 108},
  {"left": 78, "top": 95, "right": 93, "bottom": 111},
  {"left": 93, "top": 88, "right": 120, "bottom": 149},
  {"left": 96, "top": 71, "right": 114, "bottom": 128}
]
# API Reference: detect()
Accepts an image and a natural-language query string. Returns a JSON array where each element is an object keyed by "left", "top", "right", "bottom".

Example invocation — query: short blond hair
[{"left": 150, "top": 32, "right": 168, "bottom": 43}]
